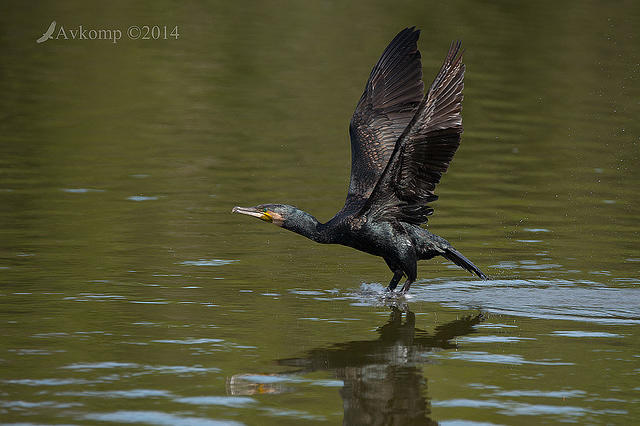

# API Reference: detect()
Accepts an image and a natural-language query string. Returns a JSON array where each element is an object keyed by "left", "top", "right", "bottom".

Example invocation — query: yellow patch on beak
[{"left": 262, "top": 210, "right": 284, "bottom": 226}]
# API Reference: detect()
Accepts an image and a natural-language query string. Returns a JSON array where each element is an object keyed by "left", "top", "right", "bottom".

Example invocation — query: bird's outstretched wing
[
  {"left": 358, "top": 41, "right": 465, "bottom": 224},
  {"left": 345, "top": 27, "right": 424, "bottom": 208}
]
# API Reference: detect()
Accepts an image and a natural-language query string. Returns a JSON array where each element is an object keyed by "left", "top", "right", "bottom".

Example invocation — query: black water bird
[{"left": 233, "top": 28, "right": 487, "bottom": 293}]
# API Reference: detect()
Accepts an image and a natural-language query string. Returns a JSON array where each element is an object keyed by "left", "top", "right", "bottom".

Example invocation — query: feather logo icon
[{"left": 37, "top": 21, "right": 56, "bottom": 43}]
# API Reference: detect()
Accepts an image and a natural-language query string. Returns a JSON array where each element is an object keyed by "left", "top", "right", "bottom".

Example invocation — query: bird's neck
[{"left": 283, "top": 209, "right": 331, "bottom": 244}]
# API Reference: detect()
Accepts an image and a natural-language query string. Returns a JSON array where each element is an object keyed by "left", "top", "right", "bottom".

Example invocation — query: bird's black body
[{"left": 233, "top": 27, "right": 487, "bottom": 293}]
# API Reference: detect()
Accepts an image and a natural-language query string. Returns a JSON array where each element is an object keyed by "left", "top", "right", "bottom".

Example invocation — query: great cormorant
[{"left": 233, "top": 27, "right": 487, "bottom": 293}]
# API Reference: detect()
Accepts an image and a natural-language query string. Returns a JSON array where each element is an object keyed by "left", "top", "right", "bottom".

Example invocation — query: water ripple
[
  {"left": 375, "top": 279, "right": 640, "bottom": 325},
  {"left": 60, "top": 188, "right": 105, "bottom": 193},
  {"left": 492, "top": 389, "right": 587, "bottom": 398},
  {"left": 84, "top": 411, "right": 242, "bottom": 425},
  {"left": 58, "top": 389, "right": 173, "bottom": 399},
  {"left": 61, "top": 362, "right": 138, "bottom": 370},
  {"left": 432, "top": 399, "right": 602, "bottom": 417},
  {"left": 151, "top": 338, "right": 224, "bottom": 345},
  {"left": 458, "top": 335, "right": 535, "bottom": 343},
  {"left": 437, "top": 351, "right": 574, "bottom": 366},
  {"left": 550, "top": 330, "right": 621, "bottom": 338},
  {"left": 180, "top": 259, "right": 238, "bottom": 266},
  {"left": 4, "top": 378, "right": 92, "bottom": 386},
  {"left": 175, "top": 396, "right": 256, "bottom": 407},
  {"left": 127, "top": 196, "right": 158, "bottom": 201}
]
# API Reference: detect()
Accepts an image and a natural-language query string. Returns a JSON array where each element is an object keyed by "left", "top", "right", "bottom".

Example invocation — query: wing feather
[
  {"left": 359, "top": 41, "right": 466, "bottom": 224},
  {"left": 345, "top": 28, "right": 424, "bottom": 207}
]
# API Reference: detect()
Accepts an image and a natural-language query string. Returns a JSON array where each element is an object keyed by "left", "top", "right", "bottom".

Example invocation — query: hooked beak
[{"left": 232, "top": 206, "right": 273, "bottom": 222}]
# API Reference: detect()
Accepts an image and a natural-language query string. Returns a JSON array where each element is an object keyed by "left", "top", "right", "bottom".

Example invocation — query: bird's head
[
  {"left": 232, "top": 203, "right": 323, "bottom": 241},
  {"left": 231, "top": 204, "right": 295, "bottom": 227}
]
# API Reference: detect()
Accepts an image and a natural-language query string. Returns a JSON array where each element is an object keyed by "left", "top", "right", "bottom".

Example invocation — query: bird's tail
[{"left": 443, "top": 247, "right": 487, "bottom": 280}]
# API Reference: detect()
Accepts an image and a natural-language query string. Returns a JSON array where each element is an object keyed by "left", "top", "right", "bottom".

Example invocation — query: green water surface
[{"left": 1, "top": 1, "right": 639, "bottom": 425}]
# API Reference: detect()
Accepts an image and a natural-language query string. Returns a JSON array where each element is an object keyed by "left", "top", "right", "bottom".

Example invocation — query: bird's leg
[
  {"left": 386, "top": 270, "right": 404, "bottom": 292},
  {"left": 399, "top": 279, "right": 414, "bottom": 294}
]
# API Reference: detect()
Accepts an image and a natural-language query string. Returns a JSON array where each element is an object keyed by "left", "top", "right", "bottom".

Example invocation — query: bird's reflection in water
[{"left": 228, "top": 307, "right": 484, "bottom": 425}]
